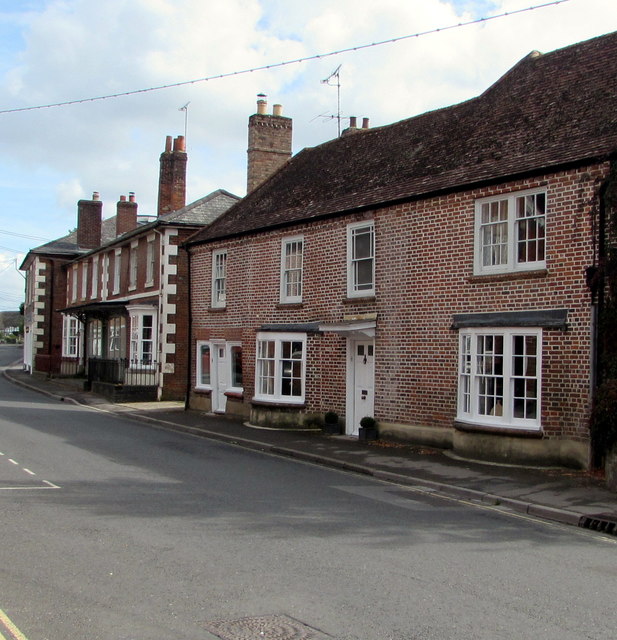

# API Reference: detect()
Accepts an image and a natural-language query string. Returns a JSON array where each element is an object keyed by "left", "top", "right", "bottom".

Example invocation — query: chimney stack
[
  {"left": 116, "top": 192, "right": 138, "bottom": 236},
  {"left": 157, "top": 135, "right": 187, "bottom": 216},
  {"left": 247, "top": 94, "right": 292, "bottom": 193},
  {"left": 77, "top": 192, "right": 103, "bottom": 249}
]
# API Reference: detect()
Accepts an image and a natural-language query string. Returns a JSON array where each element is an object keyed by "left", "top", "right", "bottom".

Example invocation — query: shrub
[{"left": 591, "top": 379, "right": 617, "bottom": 453}]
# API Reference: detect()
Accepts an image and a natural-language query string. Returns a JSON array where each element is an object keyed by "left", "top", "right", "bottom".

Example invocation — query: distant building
[{"left": 21, "top": 136, "right": 238, "bottom": 401}]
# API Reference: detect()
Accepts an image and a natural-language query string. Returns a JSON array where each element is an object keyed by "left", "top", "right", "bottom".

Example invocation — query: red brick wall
[{"left": 189, "top": 163, "right": 608, "bottom": 443}]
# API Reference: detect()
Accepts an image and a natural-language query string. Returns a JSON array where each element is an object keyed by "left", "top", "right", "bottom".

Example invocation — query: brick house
[
  {"left": 185, "top": 32, "right": 617, "bottom": 469},
  {"left": 22, "top": 136, "right": 239, "bottom": 401}
]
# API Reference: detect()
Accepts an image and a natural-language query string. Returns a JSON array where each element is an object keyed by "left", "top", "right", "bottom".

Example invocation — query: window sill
[
  {"left": 251, "top": 398, "right": 305, "bottom": 409},
  {"left": 225, "top": 390, "right": 244, "bottom": 400},
  {"left": 194, "top": 387, "right": 212, "bottom": 395},
  {"left": 454, "top": 420, "right": 542, "bottom": 438},
  {"left": 467, "top": 269, "right": 548, "bottom": 284},
  {"left": 208, "top": 306, "right": 227, "bottom": 313},
  {"left": 343, "top": 295, "right": 376, "bottom": 304},
  {"left": 277, "top": 302, "right": 304, "bottom": 309},
  {"left": 145, "top": 280, "right": 154, "bottom": 288}
]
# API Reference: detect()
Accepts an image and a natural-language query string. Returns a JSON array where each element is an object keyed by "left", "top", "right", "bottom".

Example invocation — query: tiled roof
[
  {"left": 160, "top": 189, "right": 240, "bottom": 225},
  {"left": 190, "top": 31, "right": 617, "bottom": 244}
]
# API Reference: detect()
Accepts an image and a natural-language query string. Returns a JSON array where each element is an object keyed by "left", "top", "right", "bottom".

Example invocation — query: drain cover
[
  {"left": 203, "top": 614, "right": 329, "bottom": 640},
  {"left": 579, "top": 512, "right": 617, "bottom": 535}
]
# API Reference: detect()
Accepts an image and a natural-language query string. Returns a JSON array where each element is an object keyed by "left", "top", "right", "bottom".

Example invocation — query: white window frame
[
  {"left": 91, "top": 256, "right": 99, "bottom": 299},
  {"left": 71, "top": 265, "right": 78, "bottom": 302},
  {"left": 195, "top": 340, "right": 243, "bottom": 393},
  {"left": 457, "top": 327, "right": 542, "bottom": 431},
  {"left": 280, "top": 235, "right": 304, "bottom": 303},
  {"left": 254, "top": 332, "right": 306, "bottom": 403},
  {"left": 211, "top": 250, "right": 227, "bottom": 308},
  {"left": 88, "top": 319, "right": 103, "bottom": 358},
  {"left": 62, "top": 315, "right": 82, "bottom": 358},
  {"left": 81, "top": 262, "right": 88, "bottom": 300},
  {"left": 129, "top": 242, "right": 138, "bottom": 290},
  {"left": 128, "top": 306, "right": 157, "bottom": 368},
  {"left": 145, "top": 235, "right": 156, "bottom": 287},
  {"left": 347, "top": 221, "right": 375, "bottom": 297},
  {"left": 113, "top": 248, "right": 122, "bottom": 294},
  {"left": 195, "top": 341, "right": 212, "bottom": 390},
  {"left": 474, "top": 188, "right": 547, "bottom": 276}
]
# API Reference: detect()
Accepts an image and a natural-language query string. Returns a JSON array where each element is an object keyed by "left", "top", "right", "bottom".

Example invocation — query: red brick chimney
[
  {"left": 77, "top": 191, "right": 103, "bottom": 249},
  {"left": 247, "top": 95, "right": 292, "bottom": 193},
  {"left": 115, "top": 192, "right": 138, "bottom": 236},
  {"left": 157, "top": 135, "right": 187, "bottom": 216}
]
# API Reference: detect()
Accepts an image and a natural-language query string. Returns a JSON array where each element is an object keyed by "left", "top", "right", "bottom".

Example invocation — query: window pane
[
  {"left": 231, "top": 346, "right": 243, "bottom": 387},
  {"left": 200, "top": 345, "right": 210, "bottom": 385}
]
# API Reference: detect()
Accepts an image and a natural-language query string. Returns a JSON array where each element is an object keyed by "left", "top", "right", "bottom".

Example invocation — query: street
[{"left": 1, "top": 345, "right": 616, "bottom": 640}]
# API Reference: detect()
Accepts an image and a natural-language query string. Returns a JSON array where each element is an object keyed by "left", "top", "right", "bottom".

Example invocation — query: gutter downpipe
[{"left": 184, "top": 243, "right": 193, "bottom": 411}]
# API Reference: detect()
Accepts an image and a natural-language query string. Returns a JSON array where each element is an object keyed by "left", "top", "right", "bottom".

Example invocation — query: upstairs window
[
  {"left": 91, "top": 256, "right": 99, "bottom": 299},
  {"left": 129, "top": 244, "right": 138, "bottom": 290},
  {"left": 475, "top": 189, "right": 546, "bottom": 275},
  {"left": 211, "top": 250, "right": 227, "bottom": 308},
  {"left": 347, "top": 221, "right": 375, "bottom": 297},
  {"left": 280, "top": 236, "right": 304, "bottom": 303},
  {"left": 71, "top": 265, "right": 78, "bottom": 302},
  {"left": 146, "top": 237, "right": 156, "bottom": 286},
  {"left": 113, "top": 249, "right": 122, "bottom": 294},
  {"left": 81, "top": 262, "right": 88, "bottom": 300}
]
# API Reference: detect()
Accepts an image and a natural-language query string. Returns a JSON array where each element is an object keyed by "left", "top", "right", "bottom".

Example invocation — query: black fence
[{"left": 87, "top": 358, "right": 158, "bottom": 387}]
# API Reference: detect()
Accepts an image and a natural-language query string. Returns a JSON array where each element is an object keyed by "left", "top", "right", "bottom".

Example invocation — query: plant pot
[
  {"left": 358, "top": 426, "right": 378, "bottom": 441},
  {"left": 323, "top": 421, "right": 342, "bottom": 435}
]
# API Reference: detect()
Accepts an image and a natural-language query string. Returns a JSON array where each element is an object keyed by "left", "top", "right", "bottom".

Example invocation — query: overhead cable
[{"left": 0, "top": 0, "right": 570, "bottom": 115}]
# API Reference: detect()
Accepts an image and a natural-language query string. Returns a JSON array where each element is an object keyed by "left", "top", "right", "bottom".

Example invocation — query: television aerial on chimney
[
  {"left": 179, "top": 102, "right": 190, "bottom": 142},
  {"left": 320, "top": 64, "right": 342, "bottom": 137}
]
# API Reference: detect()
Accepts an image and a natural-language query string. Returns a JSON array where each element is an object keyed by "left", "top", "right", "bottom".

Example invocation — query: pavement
[{"left": 4, "top": 365, "right": 617, "bottom": 536}]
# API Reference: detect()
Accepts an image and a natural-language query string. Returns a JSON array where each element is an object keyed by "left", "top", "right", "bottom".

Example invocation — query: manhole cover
[{"left": 203, "top": 614, "right": 330, "bottom": 640}]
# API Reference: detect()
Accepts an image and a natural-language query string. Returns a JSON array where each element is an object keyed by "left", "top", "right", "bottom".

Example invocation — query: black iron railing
[{"left": 87, "top": 358, "right": 158, "bottom": 387}]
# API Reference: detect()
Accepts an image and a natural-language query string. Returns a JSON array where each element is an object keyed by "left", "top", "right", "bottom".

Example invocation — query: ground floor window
[
  {"left": 255, "top": 332, "right": 306, "bottom": 403},
  {"left": 88, "top": 319, "right": 103, "bottom": 358},
  {"left": 107, "top": 316, "right": 126, "bottom": 359},
  {"left": 62, "top": 315, "right": 82, "bottom": 358},
  {"left": 195, "top": 341, "right": 243, "bottom": 393},
  {"left": 196, "top": 342, "right": 211, "bottom": 389},
  {"left": 458, "top": 327, "right": 541, "bottom": 430},
  {"left": 128, "top": 306, "right": 157, "bottom": 367}
]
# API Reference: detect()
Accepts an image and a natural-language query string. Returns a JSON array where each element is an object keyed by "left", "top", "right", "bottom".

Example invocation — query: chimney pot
[
  {"left": 165, "top": 136, "right": 172, "bottom": 153},
  {"left": 257, "top": 94, "right": 268, "bottom": 115},
  {"left": 119, "top": 194, "right": 127, "bottom": 202},
  {"left": 92, "top": 191, "right": 100, "bottom": 201},
  {"left": 129, "top": 192, "right": 136, "bottom": 202},
  {"left": 273, "top": 104, "right": 283, "bottom": 117},
  {"left": 173, "top": 135, "right": 186, "bottom": 152},
  {"left": 362, "top": 117, "right": 370, "bottom": 129},
  {"left": 349, "top": 116, "right": 357, "bottom": 128}
]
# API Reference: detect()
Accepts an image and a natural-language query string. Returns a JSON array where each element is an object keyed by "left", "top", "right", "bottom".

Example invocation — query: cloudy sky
[{"left": 0, "top": 0, "right": 616, "bottom": 311}]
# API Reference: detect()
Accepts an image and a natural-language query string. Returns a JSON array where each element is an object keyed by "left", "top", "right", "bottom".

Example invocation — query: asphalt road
[{"left": 1, "top": 345, "right": 616, "bottom": 640}]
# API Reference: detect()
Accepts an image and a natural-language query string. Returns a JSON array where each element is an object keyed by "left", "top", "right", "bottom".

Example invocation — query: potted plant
[
  {"left": 323, "top": 410, "right": 341, "bottom": 435},
  {"left": 358, "top": 416, "right": 378, "bottom": 441}
]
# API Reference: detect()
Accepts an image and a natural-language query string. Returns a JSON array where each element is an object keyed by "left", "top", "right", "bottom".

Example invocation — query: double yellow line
[{"left": 0, "top": 609, "right": 29, "bottom": 640}]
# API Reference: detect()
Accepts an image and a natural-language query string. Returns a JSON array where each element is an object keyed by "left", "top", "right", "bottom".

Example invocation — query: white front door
[
  {"left": 347, "top": 339, "right": 375, "bottom": 436},
  {"left": 211, "top": 344, "right": 229, "bottom": 413}
]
